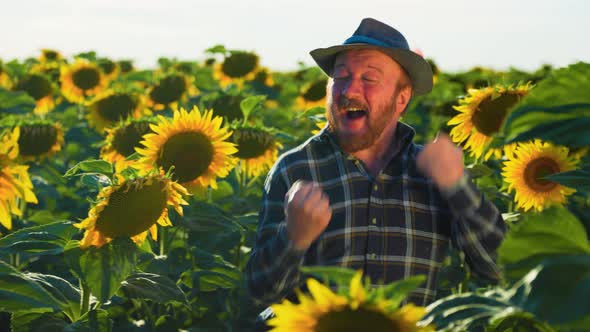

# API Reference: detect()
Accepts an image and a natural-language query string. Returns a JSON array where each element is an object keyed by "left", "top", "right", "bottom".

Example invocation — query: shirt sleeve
[
  {"left": 245, "top": 160, "right": 306, "bottom": 305},
  {"left": 440, "top": 174, "right": 507, "bottom": 282}
]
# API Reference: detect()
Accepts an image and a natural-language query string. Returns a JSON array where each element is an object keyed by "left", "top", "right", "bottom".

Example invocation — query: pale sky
[{"left": 2, "top": 0, "right": 588, "bottom": 73}]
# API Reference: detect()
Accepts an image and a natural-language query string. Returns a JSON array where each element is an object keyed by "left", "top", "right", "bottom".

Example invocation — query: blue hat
[{"left": 310, "top": 18, "right": 433, "bottom": 95}]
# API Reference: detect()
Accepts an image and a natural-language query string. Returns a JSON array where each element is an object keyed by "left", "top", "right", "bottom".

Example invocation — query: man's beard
[{"left": 326, "top": 94, "right": 396, "bottom": 153}]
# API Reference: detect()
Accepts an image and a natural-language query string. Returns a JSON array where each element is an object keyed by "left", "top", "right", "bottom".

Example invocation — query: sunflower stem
[
  {"left": 159, "top": 225, "right": 167, "bottom": 256},
  {"left": 10, "top": 253, "right": 20, "bottom": 268},
  {"left": 77, "top": 104, "right": 85, "bottom": 120},
  {"left": 80, "top": 280, "right": 91, "bottom": 315}
]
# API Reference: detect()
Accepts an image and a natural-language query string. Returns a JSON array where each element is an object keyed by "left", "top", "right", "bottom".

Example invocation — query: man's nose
[{"left": 342, "top": 78, "right": 362, "bottom": 98}]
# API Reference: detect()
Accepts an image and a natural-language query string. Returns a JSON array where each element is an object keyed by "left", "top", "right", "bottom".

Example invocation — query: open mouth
[{"left": 346, "top": 108, "right": 367, "bottom": 119}]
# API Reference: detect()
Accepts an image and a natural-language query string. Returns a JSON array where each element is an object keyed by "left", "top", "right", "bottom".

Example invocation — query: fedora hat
[{"left": 310, "top": 18, "right": 433, "bottom": 95}]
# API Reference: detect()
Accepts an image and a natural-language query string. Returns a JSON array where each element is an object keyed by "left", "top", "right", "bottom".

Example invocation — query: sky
[{"left": 2, "top": 0, "right": 588, "bottom": 73}]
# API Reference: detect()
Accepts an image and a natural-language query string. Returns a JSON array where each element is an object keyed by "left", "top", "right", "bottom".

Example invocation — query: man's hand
[
  {"left": 416, "top": 133, "right": 465, "bottom": 190},
  {"left": 284, "top": 180, "right": 332, "bottom": 251}
]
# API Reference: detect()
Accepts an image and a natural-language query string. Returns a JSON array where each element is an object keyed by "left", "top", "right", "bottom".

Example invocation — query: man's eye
[{"left": 334, "top": 76, "right": 348, "bottom": 81}]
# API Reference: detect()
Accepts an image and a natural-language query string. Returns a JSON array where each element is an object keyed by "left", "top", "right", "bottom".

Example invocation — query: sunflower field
[{"left": 0, "top": 47, "right": 589, "bottom": 332}]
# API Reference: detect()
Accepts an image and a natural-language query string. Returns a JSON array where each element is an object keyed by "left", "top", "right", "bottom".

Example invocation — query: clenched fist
[
  {"left": 416, "top": 133, "right": 465, "bottom": 190},
  {"left": 284, "top": 180, "right": 332, "bottom": 251}
]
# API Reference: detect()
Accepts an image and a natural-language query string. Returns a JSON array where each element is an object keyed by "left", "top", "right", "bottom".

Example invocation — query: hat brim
[{"left": 310, "top": 44, "right": 433, "bottom": 96}]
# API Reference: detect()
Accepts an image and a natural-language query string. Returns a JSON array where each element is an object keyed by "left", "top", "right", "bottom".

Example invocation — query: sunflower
[
  {"left": 447, "top": 83, "right": 532, "bottom": 160},
  {"left": 74, "top": 173, "right": 188, "bottom": 248},
  {"left": 135, "top": 106, "right": 237, "bottom": 190},
  {"left": 14, "top": 121, "right": 64, "bottom": 162},
  {"left": 60, "top": 59, "right": 108, "bottom": 104},
  {"left": 230, "top": 124, "right": 282, "bottom": 178},
  {"left": 117, "top": 60, "right": 134, "bottom": 74},
  {"left": 206, "top": 93, "right": 245, "bottom": 122},
  {"left": 502, "top": 140, "right": 579, "bottom": 212},
  {"left": 87, "top": 90, "right": 147, "bottom": 132},
  {"left": 97, "top": 58, "right": 120, "bottom": 81},
  {"left": 39, "top": 49, "right": 63, "bottom": 63},
  {"left": 15, "top": 73, "right": 56, "bottom": 115},
  {"left": 0, "top": 128, "right": 38, "bottom": 230},
  {"left": 213, "top": 51, "right": 260, "bottom": 87},
  {"left": 268, "top": 271, "right": 434, "bottom": 332},
  {"left": 296, "top": 78, "right": 328, "bottom": 111},
  {"left": 0, "top": 64, "right": 13, "bottom": 89},
  {"left": 146, "top": 72, "right": 197, "bottom": 111},
  {"left": 101, "top": 118, "right": 156, "bottom": 171}
]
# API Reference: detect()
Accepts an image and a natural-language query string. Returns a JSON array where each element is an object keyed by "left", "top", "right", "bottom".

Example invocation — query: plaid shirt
[{"left": 246, "top": 122, "right": 506, "bottom": 306}]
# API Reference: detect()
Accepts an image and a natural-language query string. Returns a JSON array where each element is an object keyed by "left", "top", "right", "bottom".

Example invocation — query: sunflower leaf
[
  {"left": 64, "top": 309, "right": 112, "bottom": 332},
  {"left": 240, "top": 95, "right": 266, "bottom": 121},
  {"left": 10, "top": 312, "right": 69, "bottom": 332},
  {"left": 118, "top": 272, "right": 188, "bottom": 306},
  {"left": 498, "top": 206, "right": 590, "bottom": 281},
  {"left": 300, "top": 266, "right": 357, "bottom": 288},
  {"left": 376, "top": 274, "right": 426, "bottom": 309},
  {"left": 64, "top": 160, "right": 114, "bottom": 179},
  {"left": 25, "top": 273, "right": 82, "bottom": 322},
  {"left": 66, "top": 238, "right": 138, "bottom": 303},
  {"left": 543, "top": 164, "right": 590, "bottom": 192},
  {"left": 0, "top": 88, "right": 35, "bottom": 114},
  {"left": 0, "top": 260, "right": 61, "bottom": 313},
  {"left": 0, "top": 221, "right": 77, "bottom": 257},
  {"left": 505, "top": 115, "right": 590, "bottom": 148}
]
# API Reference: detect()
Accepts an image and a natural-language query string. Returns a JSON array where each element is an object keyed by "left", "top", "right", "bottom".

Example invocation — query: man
[{"left": 246, "top": 17, "right": 505, "bottom": 309}]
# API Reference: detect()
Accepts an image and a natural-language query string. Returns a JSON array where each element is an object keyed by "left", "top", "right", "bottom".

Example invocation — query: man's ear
[{"left": 396, "top": 85, "right": 412, "bottom": 115}]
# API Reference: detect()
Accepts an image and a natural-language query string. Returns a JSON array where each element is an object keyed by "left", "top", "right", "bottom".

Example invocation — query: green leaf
[
  {"left": 506, "top": 116, "right": 590, "bottom": 148},
  {"left": 521, "top": 255, "right": 590, "bottom": 325},
  {"left": 65, "top": 238, "right": 138, "bottom": 303},
  {"left": 205, "top": 44, "right": 227, "bottom": 54},
  {"left": 300, "top": 266, "right": 358, "bottom": 288},
  {"left": 421, "top": 293, "right": 512, "bottom": 331},
  {"left": 240, "top": 95, "right": 267, "bottom": 120},
  {"left": 0, "top": 260, "right": 61, "bottom": 312},
  {"left": 25, "top": 273, "right": 82, "bottom": 322},
  {"left": 498, "top": 207, "right": 590, "bottom": 280},
  {"left": 64, "top": 160, "right": 114, "bottom": 178},
  {"left": 11, "top": 312, "right": 68, "bottom": 332},
  {"left": 0, "top": 221, "right": 77, "bottom": 257},
  {"left": 465, "top": 163, "right": 494, "bottom": 178},
  {"left": 501, "top": 62, "right": 590, "bottom": 144},
  {"left": 376, "top": 275, "right": 426, "bottom": 309},
  {"left": 187, "top": 247, "right": 241, "bottom": 292},
  {"left": 118, "top": 272, "right": 188, "bottom": 305},
  {"left": 0, "top": 88, "right": 35, "bottom": 113},
  {"left": 65, "top": 309, "right": 112, "bottom": 332},
  {"left": 544, "top": 164, "right": 590, "bottom": 192}
]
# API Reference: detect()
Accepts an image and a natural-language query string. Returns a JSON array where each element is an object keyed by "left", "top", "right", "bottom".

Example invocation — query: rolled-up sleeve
[
  {"left": 441, "top": 174, "right": 506, "bottom": 282},
  {"left": 245, "top": 160, "right": 306, "bottom": 305}
]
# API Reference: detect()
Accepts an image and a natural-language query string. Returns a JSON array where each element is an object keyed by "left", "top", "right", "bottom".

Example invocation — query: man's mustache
[{"left": 337, "top": 97, "right": 368, "bottom": 111}]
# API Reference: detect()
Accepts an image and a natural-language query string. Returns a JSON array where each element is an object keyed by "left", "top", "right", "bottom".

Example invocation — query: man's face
[{"left": 326, "top": 49, "right": 411, "bottom": 152}]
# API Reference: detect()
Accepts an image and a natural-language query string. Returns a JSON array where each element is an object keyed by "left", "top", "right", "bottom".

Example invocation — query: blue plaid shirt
[{"left": 246, "top": 122, "right": 506, "bottom": 306}]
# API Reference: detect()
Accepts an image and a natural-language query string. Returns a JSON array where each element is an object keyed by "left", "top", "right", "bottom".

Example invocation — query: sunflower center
[
  {"left": 471, "top": 93, "right": 521, "bottom": 136},
  {"left": 95, "top": 178, "right": 168, "bottom": 238},
  {"left": 113, "top": 121, "right": 153, "bottom": 157},
  {"left": 316, "top": 307, "right": 398, "bottom": 332},
  {"left": 16, "top": 74, "right": 53, "bottom": 101},
  {"left": 149, "top": 75, "right": 187, "bottom": 105},
  {"left": 118, "top": 60, "right": 134, "bottom": 73},
  {"left": 98, "top": 60, "right": 116, "bottom": 75},
  {"left": 18, "top": 124, "right": 58, "bottom": 156},
  {"left": 221, "top": 52, "right": 258, "bottom": 78},
  {"left": 233, "top": 129, "right": 273, "bottom": 159},
  {"left": 95, "top": 94, "right": 137, "bottom": 122},
  {"left": 523, "top": 157, "right": 561, "bottom": 192},
  {"left": 72, "top": 68, "right": 100, "bottom": 91},
  {"left": 157, "top": 132, "right": 214, "bottom": 183},
  {"left": 42, "top": 50, "right": 59, "bottom": 61},
  {"left": 303, "top": 79, "right": 328, "bottom": 102},
  {"left": 210, "top": 95, "right": 243, "bottom": 121}
]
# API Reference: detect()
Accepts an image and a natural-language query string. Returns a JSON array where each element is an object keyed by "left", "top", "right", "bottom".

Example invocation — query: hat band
[{"left": 343, "top": 35, "right": 408, "bottom": 50}]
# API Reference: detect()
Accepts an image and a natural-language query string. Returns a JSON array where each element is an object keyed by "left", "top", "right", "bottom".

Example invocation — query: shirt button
[
  {"left": 371, "top": 218, "right": 377, "bottom": 225},
  {"left": 369, "top": 253, "right": 377, "bottom": 259},
  {"left": 373, "top": 184, "right": 378, "bottom": 191}
]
